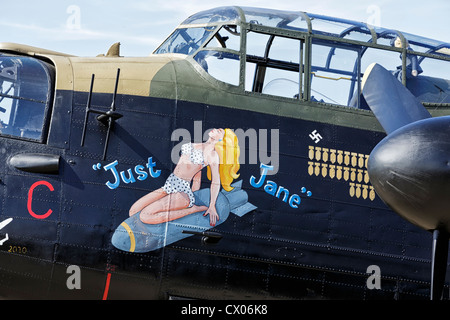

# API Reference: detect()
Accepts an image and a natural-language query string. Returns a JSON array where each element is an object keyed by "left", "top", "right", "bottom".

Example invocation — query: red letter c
[{"left": 27, "top": 181, "right": 54, "bottom": 219}]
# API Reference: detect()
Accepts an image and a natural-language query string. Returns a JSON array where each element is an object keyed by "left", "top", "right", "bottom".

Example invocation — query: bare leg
[
  {"left": 140, "top": 192, "right": 208, "bottom": 224},
  {"left": 129, "top": 188, "right": 167, "bottom": 216}
]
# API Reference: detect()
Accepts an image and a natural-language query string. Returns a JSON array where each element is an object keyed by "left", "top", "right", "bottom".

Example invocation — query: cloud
[{"left": 0, "top": 20, "right": 160, "bottom": 47}]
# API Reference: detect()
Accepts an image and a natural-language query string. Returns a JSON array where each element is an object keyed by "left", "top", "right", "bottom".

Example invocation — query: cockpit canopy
[
  {"left": 154, "top": 6, "right": 450, "bottom": 108},
  {"left": 155, "top": 6, "right": 450, "bottom": 55},
  {"left": 0, "top": 54, "right": 54, "bottom": 141}
]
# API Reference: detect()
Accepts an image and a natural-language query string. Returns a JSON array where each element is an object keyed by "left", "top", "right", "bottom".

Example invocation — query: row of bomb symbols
[
  {"left": 308, "top": 146, "right": 369, "bottom": 168},
  {"left": 307, "top": 146, "right": 375, "bottom": 201}
]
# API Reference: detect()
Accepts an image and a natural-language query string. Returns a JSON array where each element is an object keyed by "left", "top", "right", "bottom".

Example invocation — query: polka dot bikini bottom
[{"left": 162, "top": 173, "right": 195, "bottom": 208}]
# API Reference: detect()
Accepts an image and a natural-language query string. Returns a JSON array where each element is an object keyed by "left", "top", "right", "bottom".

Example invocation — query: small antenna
[{"left": 80, "top": 69, "right": 123, "bottom": 160}]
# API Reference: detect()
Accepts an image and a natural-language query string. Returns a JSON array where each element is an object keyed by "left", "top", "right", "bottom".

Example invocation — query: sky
[{"left": 1, "top": 0, "right": 449, "bottom": 57}]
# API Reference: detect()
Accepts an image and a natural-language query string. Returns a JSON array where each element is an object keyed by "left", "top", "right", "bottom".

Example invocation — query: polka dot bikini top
[{"left": 181, "top": 143, "right": 205, "bottom": 166}]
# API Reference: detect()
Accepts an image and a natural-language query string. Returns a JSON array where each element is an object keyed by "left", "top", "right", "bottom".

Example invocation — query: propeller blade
[
  {"left": 364, "top": 63, "right": 450, "bottom": 300},
  {"left": 361, "top": 63, "right": 431, "bottom": 134},
  {"left": 431, "top": 229, "right": 449, "bottom": 300}
]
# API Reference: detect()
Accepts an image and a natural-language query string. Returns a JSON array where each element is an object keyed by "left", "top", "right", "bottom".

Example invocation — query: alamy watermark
[
  {"left": 66, "top": 5, "right": 81, "bottom": 30},
  {"left": 66, "top": 265, "right": 81, "bottom": 290},
  {"left": 366, "top": 264, "right": 381, "bottom": 290},
  {"left": 171, "top": 121, "right": 280, "bottom": 175},
  {"left": 366, "top": 4, "right": 381, "bottom": 28}
]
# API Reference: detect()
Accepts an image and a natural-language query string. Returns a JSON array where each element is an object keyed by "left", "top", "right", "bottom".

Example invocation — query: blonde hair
[{"left": 207, "top": 128, "right": 240, "bottom": 192}]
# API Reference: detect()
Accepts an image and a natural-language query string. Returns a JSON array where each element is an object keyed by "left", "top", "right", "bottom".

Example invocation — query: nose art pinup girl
[{"left": 129, "top": 128, "right": 240, "bottom": 227}]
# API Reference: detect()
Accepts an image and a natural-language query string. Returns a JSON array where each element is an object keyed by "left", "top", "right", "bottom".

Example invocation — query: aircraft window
[
  {"left": 245, "top": 62, "right": 257, "bottom": 91},
  {"left": 268, "top": 37, "right": 300, "bottom": 64},
  {"left": 246, "top": 32, "right": 271, "bottom": 57},
  {"left": 328, "top": 47, "right": 358, "bottom": 72},
  {"left": 310, "top": 43, "right": 358, "bottom": 105},
  {"left": 340, "top": 27, "right": 373, "bottom": 42},
  {"left": 309, "top": 14, "right": 365, "bottom": 37},
  {"left": 204, "top": 25, "right": 240, "bottom": 52},
  {"left": 420, "top": 56, "right": 450, "bottom": 82},
  {"left": 191, "top": 25, "right": 241, "bottom": 86},
  {"left": 310, "top": 70, "right": 353, "bottom": 105},
  {"left": 262, "top": 69, "right": 300, "bottom": 98},
  {"left": 352, "top": 40, "right": 450, "bottom": 107},
  {"left": 245, "top": 31, "right": 303, "bottom": 98},
  {"left": 245, "top": 32, "right": 271, "bottom": 92},
  {"left": 260, "top": 37, "right": 301, "bottom": 98},
  {"left": 0, "top": 54, "right": 53, "bottom": 141},
  {"left": 411, "top": 56, "right": 450, "bottom": 104},
  {"left": 435, "top": 46, "right": 450, "bottom": 57},
  {"left": 376, "top": 33, "right": 402, "bottom": 48},
  {"left": 243, "top": 7, "right": 310, "bottom": 31},
  {"left": 399, "top": 32, "right": 444, "bottom": 55},
  {"left": 312, "top": 44, "right": 357, "bottom": 72},
  {"left": 361, "top": 47, "right": 407, "bottom": 78},
  {"left": 244, "top": 8, "right": 293, "bottom": 29},
  {"left": 194, "top": 50, "right": 240, "bottom": 86},
  {"left": 375, "top": 32, "right": 431, "bottom": 56},
  {"left": 154, "top": 27, "right": 217, "bottom": 55},
  {"left": 181, "top": 7, "right": 240, "bottom": 25}
]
